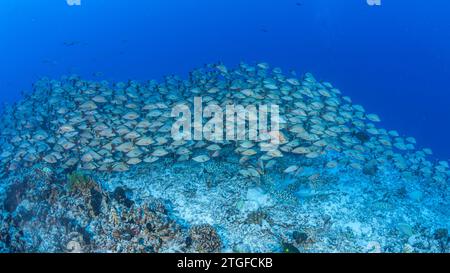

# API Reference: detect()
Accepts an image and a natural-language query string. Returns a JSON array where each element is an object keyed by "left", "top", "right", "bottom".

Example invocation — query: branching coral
[{"left": 188, "top": 224, "right": 222, "bottom": 253}]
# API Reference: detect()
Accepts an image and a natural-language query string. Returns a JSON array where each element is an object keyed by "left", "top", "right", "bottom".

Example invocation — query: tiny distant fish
[
  {"left": 63, "top": 41, "right": 80, "bottom": 47},
  {"left": 66, "top": 66, "right": 78, "bottom": 73},
  {"left": 42, "top": 59, "right": 58, "bottom": 65},
  {"left": 66, "top": 0, "right": 81, "bottom": 6},
  {"left": 93, "top": 72, "right": 104, "bottom": 77}
]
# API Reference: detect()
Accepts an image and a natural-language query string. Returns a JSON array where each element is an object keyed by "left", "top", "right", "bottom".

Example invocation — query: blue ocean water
[{"left": 0, "top": 0, "right": 449, "bottom": 160}]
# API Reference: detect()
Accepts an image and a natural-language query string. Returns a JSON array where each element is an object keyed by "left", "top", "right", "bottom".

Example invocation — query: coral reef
[
  {"left": 0, "top": 167, "right": 189, "bottom": 253},
  {"left": 188, "top": 224, "right": 222, "bottom": 253}
]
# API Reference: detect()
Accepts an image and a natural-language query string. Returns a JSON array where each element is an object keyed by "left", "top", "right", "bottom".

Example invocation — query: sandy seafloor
[{"left": 0, "top": 151, "right": 448, "bottom": 253}]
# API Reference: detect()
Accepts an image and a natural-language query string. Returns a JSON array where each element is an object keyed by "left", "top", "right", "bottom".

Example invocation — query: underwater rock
[
  {"left": 15, "top": 200, "right": 34, "bottom": 224},
  {"left": 245, "top": 209, "right": 271, "bottom": 226},
  {"left": 403, "top": 243, "right": 414, "bottom": 253},
  {"left": 434, "top": 228, "right": 449, "bottom": 252},
  {"left": 113, "top": 186, "right": 133, "bottom": 208},
  {"left": 240, "top": 187, "right": 272, "bottom": 212},
  {"left": 281, "top": 242, "right": 300, "bottom": 253},
  {"left": 434, "top": 228, "right": 448, "bottom": 241},
  {"left": 3, "top": 180, "right": 28, "bottom": 213},
  {"left": 89, "top": 188, "right": 103, "bottom": 216},
  {"left": 293, "top": 230, "right": 308, "bottom": 245},
  {"left": 148, "top": 199, "right": 167, "bottom": 215},
  {"left": 185, "top": 236, "right": 193, "bottom": 248},
  {"left": 66, "top": 240, "right": 83, "bottom": 253}
]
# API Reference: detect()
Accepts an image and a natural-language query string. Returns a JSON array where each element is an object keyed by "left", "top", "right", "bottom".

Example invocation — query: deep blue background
[{"left": 0, "top": 0, "right": 449, "bottom": 159}]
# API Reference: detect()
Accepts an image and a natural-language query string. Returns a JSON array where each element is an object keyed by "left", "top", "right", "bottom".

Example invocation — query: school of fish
[{"left": 0, "top": 62, "right": 448, "bottom": 184}]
